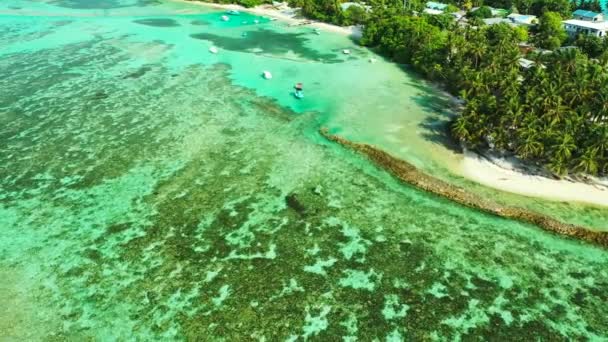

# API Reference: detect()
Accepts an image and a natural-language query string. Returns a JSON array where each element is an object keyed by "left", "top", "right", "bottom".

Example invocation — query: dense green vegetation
[{"left": 362, "top": 6, "right": 608, "bottom": 176}]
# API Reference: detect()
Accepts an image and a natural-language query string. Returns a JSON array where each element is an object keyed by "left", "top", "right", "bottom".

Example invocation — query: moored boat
[{"left": 294, "top": 83, "right": 304, "bottom": 99}]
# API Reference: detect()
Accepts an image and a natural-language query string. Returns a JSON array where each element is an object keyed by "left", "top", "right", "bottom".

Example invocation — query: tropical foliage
[
  {"left": 361, "top": 6, "right": 608, "bottom": 177},
  {"left": 533, "top": 11, "right": 568, "bottom": 50}
]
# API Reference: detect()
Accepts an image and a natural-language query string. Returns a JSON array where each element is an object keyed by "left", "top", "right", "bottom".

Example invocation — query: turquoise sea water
[{"left": 1, "top": 0, "right": 608, "bottom": 339}]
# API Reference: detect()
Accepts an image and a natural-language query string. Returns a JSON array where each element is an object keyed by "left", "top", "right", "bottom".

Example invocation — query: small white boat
[
  {"left": 262, "top": 71, "right": 272, "bottom": 79},
  {"left": 343, "top": 49, "right": 351, "bottom": 55},
  {"left": 227, "top": 10, "right": 240, "bottom": 15},
  {"left": 294, "top": 83, "right": 304, "bottom": 99},
  {"left": 209, "top": 46, "right": 218, "bottom": 54},
  {"left": 369, "top": 58, "right": 377, "bottom": 63},
  {"left": 221, "top": 15, "right": 230, "bottom": 22}
]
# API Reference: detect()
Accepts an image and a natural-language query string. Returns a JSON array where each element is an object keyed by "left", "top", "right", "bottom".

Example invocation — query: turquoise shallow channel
[{"left": 1, "top": 0, "right": 608, "bottom": 340}]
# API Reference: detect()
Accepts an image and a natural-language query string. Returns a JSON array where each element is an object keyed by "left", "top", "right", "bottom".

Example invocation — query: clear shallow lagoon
[{"left": 1, "top": 0, "right": 608, "bottom": 339}]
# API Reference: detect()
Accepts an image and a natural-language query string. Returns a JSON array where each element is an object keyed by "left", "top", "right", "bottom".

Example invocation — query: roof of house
[
  {"left": 423, "top": 8, "right": 444, "bottom": 15},
  {"left": 507, "top": 14, "right": 536, "bottom": 20},
  {"left": 563, "top": 19, "right": 608, "bottom": 30},
  {"left": 483, "top": 18, "right": 512, "bottom": 25},
  {"left": 572, "top": 9, "right": 602, "bottom": 18},
  {"left": 518, "top": 58, "right": 535, "bottom": 69},
  {"left": 426, "top": 1, "right": 448, "bottom": 10},
  {"left": 491, "top": 8, "right": 509, "bottom": 16}
]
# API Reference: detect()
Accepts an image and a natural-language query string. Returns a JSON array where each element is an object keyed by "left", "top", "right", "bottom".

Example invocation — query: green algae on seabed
[{"left": 1, "top": 1, "right": 608, "bottom": 340}]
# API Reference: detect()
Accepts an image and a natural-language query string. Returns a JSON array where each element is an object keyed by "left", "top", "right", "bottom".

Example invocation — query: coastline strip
[
  {"left": 172, "top": 0, "right": 363, "bottom": 38},
  {"left": 320, "top": 128, "right": 608, "bottom": 248}
]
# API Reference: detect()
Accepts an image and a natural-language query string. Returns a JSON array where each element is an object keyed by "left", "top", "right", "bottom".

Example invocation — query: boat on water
[
  {"left": 227, "top": 10, "right": 240, "bottom": 15},
  {"left": 262, "top": 71, "right": 272, "bottom": 80},
  {"left": 221, "top": 15, "right": 230, "bottom": 21},
  {"left": 209, "top": 46, "right": 218, "bottom": 54},
  {"left": 343, "top": 49, "right": 351, "bottom": 55},
  {"left": 294, "top": 83, "right": 304, "bottom": 99}
]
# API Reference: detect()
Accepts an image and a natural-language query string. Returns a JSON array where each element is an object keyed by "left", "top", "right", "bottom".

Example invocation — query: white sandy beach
[
  {"left": 172, "top": 0, "right": 363, "bottom": 38},
  {"left": 461, "top": 150, "right": 608, "bottom": 207}
]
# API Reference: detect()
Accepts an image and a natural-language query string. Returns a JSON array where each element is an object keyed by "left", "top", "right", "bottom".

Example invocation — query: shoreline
[
  {"left": 171, "top": 0, "right": 607, "bottom": 209},
  {"left": 460, "top": 150, "right": 608, "bottom": 207},
  {"left": 171, "top": 0, "right": 363, "bottom": 38},
  {"left": 320, "top": 129, "right": 608, "bottom": 247}
]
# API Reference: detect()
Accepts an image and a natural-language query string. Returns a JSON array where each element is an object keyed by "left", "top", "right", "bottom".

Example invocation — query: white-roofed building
[
  {"left": 423, "top": 8, "right": 444, "bottom": 15},
  {"left": 563, "top": 19, "right": 608, "bottom": 37}
]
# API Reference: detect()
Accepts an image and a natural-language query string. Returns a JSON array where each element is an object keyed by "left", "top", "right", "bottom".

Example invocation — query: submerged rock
[
  {"left": 285, "top": 193, "right": 306, "bottom": 216},
  {"left": 92, "top": 91, "right": 108, "bottom": 100}
]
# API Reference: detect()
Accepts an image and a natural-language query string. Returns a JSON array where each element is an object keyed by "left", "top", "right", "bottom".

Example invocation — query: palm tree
[
  {"left": 452, "top": 116, "right": 471, "bottom": 141},
  {"left": 552, "top": 133, "right": 577, "bottom": 162},
  {"left": 469, "top": 42, "right": 486, "bottom": 69},
  {"left": 517, "top": 131, "right": 544, "bottom": 159},
  {"left": 548, "top": 157, "right": 569, "bottom": 177},
  {"left": 589, "top": 124, "right": 608, "bottom": 156},
  {"left": 574, "top": 147, "right": 599, "bottom": 175},
  {"left": 553, "top": 48, "right": 580, "bottom": 74}
]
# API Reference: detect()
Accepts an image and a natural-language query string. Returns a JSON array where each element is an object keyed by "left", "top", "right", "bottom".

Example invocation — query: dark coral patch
[{"left": 134, "top": 18, "right": 180, "bottom": 27}]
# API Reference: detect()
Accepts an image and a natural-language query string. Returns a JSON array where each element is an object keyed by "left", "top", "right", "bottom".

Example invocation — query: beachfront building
[
  {"left": 483, "top": 14, "right": 537, "bottom": 27},
  {"left": 563, "top": 20, "right": 608, "bottom": 37},
  {"left": 572, "top": 9, "right": 604, "bottom": 22},
  {"left": 564, "top": 11, "right": 608, "bottom": 37},
  {"left": 426, "top": 1, "right": 449, "bottom": 11},
  {"left": 423, "top": 1, "right": 449, "bottom": 15},
  {"left": 506, "top": 13, "right": 537, "bottom": 25}
]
